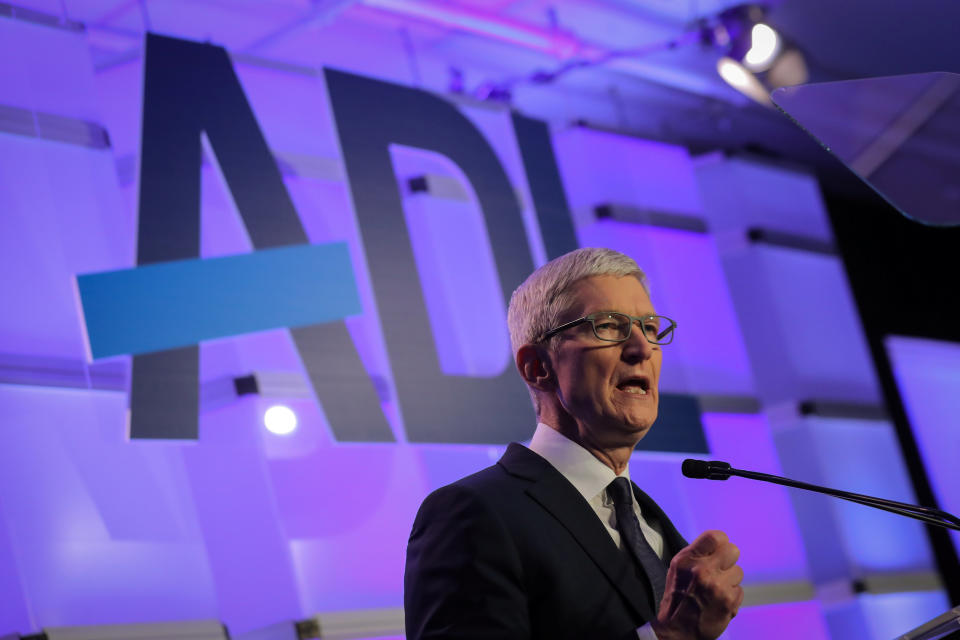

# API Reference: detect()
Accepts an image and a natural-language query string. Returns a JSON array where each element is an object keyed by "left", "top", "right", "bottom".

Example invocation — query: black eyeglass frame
[{"left": 538, "top": 312, "right": 677, "bottom": 345}]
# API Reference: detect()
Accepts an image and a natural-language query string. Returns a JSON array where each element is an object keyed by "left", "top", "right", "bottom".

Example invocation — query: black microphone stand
[
  {"left": 683, "top": 459, "right": 960, "bottom": 638},
  {"left": 682, "top": 459, "right": 960, "bottom": 531}
]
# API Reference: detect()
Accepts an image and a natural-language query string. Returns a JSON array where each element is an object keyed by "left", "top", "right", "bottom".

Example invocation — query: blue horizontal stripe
[{"left": 78, "top": 242, "right": 361, "bottom": 359}]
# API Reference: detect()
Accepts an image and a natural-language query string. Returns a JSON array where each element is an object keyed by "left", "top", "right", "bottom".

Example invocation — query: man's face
[{"left": 550, "top": 275, "right": 662, "bottom": 448}]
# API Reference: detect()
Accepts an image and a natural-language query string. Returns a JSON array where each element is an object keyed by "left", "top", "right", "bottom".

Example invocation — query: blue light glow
[
  {"left": 859, "top": 591, "right": 951, "bottom": 639},
  {"left": 806, "top": 418, "right": 936, "bottom": 573}
]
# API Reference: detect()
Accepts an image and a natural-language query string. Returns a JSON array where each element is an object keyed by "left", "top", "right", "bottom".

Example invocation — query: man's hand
[{"left": 650, "top": 530, "right": 744, "bottom": 640}]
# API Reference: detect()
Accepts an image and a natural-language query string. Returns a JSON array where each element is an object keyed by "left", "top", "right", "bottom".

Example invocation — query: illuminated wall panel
[
  {"left": 885, "top": 336, "right": 960, "bottom": 556},
  {"left": 232, "top": 63, "right": 345, "bottom": 163},
  {"left": 553, "top": 126, "right": 702, "bottom": 227},
  {"left": 823, "top": 591, "right": 950, "bottom": 640},
  {"left": 550, "top": 127, "right": 754, "bottom": 398},
  {"left": 0, "top": 490, "right": 31, "bottom": 635},
  {"left": 723, "top": 601, "right": 830, "bottom": 640},
  {"left": 695, "top": 154, "right": 833, "bottom": 242},
  {"left": 0, "top": 386, "right": 219, "bottom": 626},
  {"left": 689, "top": 413, "right": 809, "bottom": 583},
  {"left": 0, "top": 18, "right": 100, "bottom": 121},
  {"left": 0, "top": 383, "right": 505, "bottom": 633},
  {"left": 696, "top": 154, "right": 878, "bottom": 404},
  {"left": 182, "top": 399, "right": 305, "bottom": 633},
  {"left": 0, "top": 134, "right": 129, "bottom": 361},
  {"left": 857, "top": 591, "right": 951, "bottom": 639},
  {"left": 287, "top": 443, "right": 503, "bottom": 614},
  {"left": 91, "top": 59, "right": 143, "bottom": 158},
  {"left": 774, "top": 417, "right": 936, "bottom": 579},
  {"left": 721, "top": 246, "right": 880, "bottom": 405},
  {"left": 0, "top": 18, "right": 129, "bottom": 375}
]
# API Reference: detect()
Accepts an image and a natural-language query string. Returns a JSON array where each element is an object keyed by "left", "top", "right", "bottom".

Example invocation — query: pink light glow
[{"left": 363, "top": 0, "right": 582, "bottom": 57}]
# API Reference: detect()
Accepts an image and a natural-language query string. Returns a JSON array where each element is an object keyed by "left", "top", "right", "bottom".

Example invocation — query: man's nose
[{"left": 621, "top": 322, "right": 654, "bottom": 361}]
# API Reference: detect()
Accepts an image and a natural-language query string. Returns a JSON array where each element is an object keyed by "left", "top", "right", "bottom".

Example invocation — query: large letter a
[{"left": 131, "top": 34, "right": 391, "bottom": 441}]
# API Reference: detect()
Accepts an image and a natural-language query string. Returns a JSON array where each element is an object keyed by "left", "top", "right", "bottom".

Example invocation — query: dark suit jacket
[{"left": 404, "top": 443, "right": 688, "bottom": 640}]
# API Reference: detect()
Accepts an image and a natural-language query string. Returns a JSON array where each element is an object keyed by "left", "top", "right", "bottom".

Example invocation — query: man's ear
[{"left": 516, "top": 344, "right": 555, "bottom": 392}]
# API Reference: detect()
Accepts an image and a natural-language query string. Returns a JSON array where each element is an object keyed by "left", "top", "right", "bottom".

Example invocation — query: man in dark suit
[{"left": 405, "top": 248, "right": 744, "bottom": 639}]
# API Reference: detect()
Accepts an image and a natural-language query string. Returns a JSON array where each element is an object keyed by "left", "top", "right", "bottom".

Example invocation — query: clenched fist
[{"left": 650, "top": 530, "right": 744, "bottom": 640}]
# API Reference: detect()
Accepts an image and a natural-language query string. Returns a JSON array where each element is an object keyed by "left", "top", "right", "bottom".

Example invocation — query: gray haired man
[{"left": 405, "top": 247, "right": 744, "bottom": 640}]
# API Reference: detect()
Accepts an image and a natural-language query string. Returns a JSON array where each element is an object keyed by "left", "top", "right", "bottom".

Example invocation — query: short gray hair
[{"left": 507, "top": 247, "right": 650, "bottom": 359}]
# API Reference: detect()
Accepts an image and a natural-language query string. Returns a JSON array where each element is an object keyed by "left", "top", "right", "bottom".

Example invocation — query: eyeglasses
[{"left": 539, "top": 312, "right": 677, "bottom": 345}]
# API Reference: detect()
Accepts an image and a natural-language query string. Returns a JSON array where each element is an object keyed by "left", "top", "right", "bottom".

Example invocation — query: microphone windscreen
[{"left": 682, "top": 458, "right": 711, "bottom": 479}]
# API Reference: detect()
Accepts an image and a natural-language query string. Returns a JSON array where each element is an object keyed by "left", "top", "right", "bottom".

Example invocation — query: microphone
[
  {"left": 681, "top": 459, "right": 732, "bottom": 480},
  {"left": 682, "top": 458, "right": 960, "bottom": 532}
]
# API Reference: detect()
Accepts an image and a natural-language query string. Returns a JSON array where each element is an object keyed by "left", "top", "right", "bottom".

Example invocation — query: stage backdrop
[{"left": 0, "top": 18, "right": 951, "bottom": 640}]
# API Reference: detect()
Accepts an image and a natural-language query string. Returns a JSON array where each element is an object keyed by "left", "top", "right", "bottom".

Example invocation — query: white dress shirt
[{"left": 527, "top": 422, "right": 663, "bottom": 640}]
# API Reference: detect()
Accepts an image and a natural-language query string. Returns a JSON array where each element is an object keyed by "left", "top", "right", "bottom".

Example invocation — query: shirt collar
[{"left": 527, "top": 422, "right": 630, "bottom": 504}]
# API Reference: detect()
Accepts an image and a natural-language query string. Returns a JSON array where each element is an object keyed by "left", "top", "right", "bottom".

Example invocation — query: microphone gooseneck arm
[{"left": 682, "top": 459, "right": 960, "bottom": 532}]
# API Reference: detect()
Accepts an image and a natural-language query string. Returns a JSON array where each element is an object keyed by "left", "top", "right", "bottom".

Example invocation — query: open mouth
[{"left": 616, "top": 377, "right": 650, "bottom": 395}]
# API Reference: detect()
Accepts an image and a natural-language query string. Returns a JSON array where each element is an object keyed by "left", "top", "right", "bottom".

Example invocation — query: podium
[{"left": 895, "top": 606, "right": 960, "bottom": 640}]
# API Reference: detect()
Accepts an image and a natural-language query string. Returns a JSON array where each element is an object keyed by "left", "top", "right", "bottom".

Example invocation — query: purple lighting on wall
[
  {"left": 727, "top": 601, "right": 829, "bottom": 640},
  {"left": 692, "top": 413, "right": 810, "bottom": 582},
  {"left": 364, "top": 0, "right": 581, "bottom": 56},
  {"left": 885, "top": 335, "right": 960, "bottom": 556},
  {"left": 2, "top": 5, "right": 930, "bottom": 638}
]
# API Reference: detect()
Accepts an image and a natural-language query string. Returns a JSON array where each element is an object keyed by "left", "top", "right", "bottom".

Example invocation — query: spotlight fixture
[
  {"left": 743, "top": 23, "right": 781, "bottom": 71},
  {"left": 717, "top": 57, "right": 769, "bottom": 104},
  {"left": 711, "top": 4, "right": 807, "bottom": 105},
  {"left": 264, "top": 404, "right": 298, "bottom": 436}
]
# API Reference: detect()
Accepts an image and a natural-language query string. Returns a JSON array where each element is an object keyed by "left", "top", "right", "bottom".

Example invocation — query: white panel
[
  {"left": 0, "top": 386, "right": 218, "bottom": 627},
  {"left": 695, "top": 153, "right": 833, "bottom": 242},
  {"left": 0, "top": 134, "right": 130, "bottom": 360},
  {"left": 553, "top": 126, "right": 703, "bottom": 229},
  {"left": 722, "top": 245, "right": 880, "bottom": 405},
  {"left": 0, "top": 18, "right": 100, "bottom": 121},
  {"left": 774, "top": 416, "right": 936, "bottom": 581}
]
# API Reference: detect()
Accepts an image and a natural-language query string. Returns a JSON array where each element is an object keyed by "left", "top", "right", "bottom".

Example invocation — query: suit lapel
[{"left": 499, "top": 444, "right": 658, "bottom": 623}]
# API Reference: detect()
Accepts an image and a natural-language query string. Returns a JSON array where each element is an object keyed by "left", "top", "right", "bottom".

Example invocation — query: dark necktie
[{"left": 607, "top": 476, "right": 667, "bottom": 609}]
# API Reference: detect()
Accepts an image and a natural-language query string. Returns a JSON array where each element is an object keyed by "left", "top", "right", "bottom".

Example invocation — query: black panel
[
  {"left": 511, "top": 113, "right": 579, "bottom": 259},
  {"left": 130, "top": 348, "right": 199, "bottom": 439},
  {"left": 635, "top": 393, "right": 709, "bottom": 453}
]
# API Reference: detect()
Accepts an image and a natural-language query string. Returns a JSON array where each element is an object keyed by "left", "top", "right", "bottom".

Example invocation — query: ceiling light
[
  {"left": 264, "top": 404, "right": 298, "bottom": 436},
  {"left": 743, "top": 23, "right": 780, "bottom": 71},
  {"left": 712, "top": 5, "right": 807, "bottom": 105},
  {"left": 717, "top": 57, "right": 770, "bottom": 105}
]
